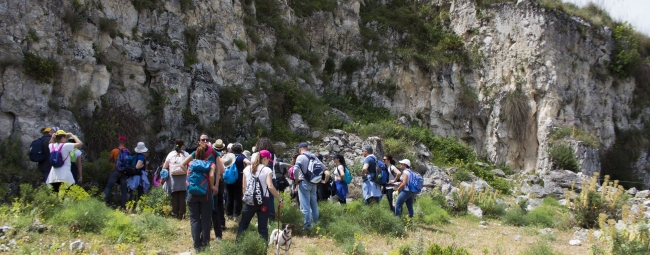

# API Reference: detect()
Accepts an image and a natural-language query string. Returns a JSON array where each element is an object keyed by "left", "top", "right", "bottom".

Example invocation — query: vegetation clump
[
  {"left": 501, "top": 89, "right": 529, "bottom": 141},
  {"left": 183, "top": 27, "right": 199, "bottom": 67},
  {"left": 98, "top": 18, "right": 120, "bottom": 38},
  {"left": 548, "top": 143, "right": 579, "bottom": 172},
  {"left": 22, "top": 51, "right": 57, "bottom": 84},
  {"left": 63, "top": 0, "right": 87, "bottom": 34},
  {"left": 288, "top": 0, "right": 337, "bottom": 17}
]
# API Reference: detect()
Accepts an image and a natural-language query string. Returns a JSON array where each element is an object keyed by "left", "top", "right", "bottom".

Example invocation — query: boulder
[
  {"left": 636, "top": 190, "right": 650, "bottom": 199},
  {"left": 491, "top": 169, "right": 506, "bottom": 177},
  {"left": 569, "top": 240, "right": 582, "bottom": 246},
  {"left": 327, "top": 108, "right": 354, "bottom": 124},
  {"left": 288, "top": 114, "right": 309, "bottom": 136},
  {"left": 460, "top": 180, "right": 490, "bottom": 192},
  {"left": 520, "top": 183, "right": 549, "bottom": 198},
  {"left": 414, "top": 143, "right": 432, "bottom": 159},
  {"left": 364, "top": 137, "right": 384, "bottom": 159},
  {"left": 396, "top": 116, "right": 410, "bottom": 128},
  {"left": 467, "top": 204, "right": 483, "bottom": 218},
  {"left": 543, "top": 170, "right": 584, "bottom": 198},
  {"left": 69, "top": 240, "right": 85, "bottom": 251},
  {"left": 628, "top": 187, "right": 638, "bottom": 196}
]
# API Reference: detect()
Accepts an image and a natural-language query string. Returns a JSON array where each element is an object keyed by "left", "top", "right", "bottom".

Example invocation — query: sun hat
[
  {"left": 298, "top": 142, "right": 309, "bottom": 149},
  {"left": 398, "top": 159, "right": 411, "bottom": 167},
  {"left": 134, "top": 142, "right": 149, "bottom": 153},
  {"left": 118, "top": 136, "right": 127, "bottom": 141},
  {"left": 221, "top": 153, "right": 236, "bottom": 168},
  {"left": 259, "top": 150, "right": 273, "bottom": 163},
  {"left": 213, "top": 139, "right": 226, "bottom": 150},
  {"left": 55, "top": 130, "right": 67, "bottom": 136}
]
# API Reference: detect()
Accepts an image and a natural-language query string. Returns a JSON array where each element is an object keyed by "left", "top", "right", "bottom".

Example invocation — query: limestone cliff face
[{"left": 0, "top": 0, "right": 648, "bottom": 177}]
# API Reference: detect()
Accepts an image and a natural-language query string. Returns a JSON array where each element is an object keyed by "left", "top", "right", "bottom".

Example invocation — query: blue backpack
[
  {"left": 29, "top": 137, "right": 48, "bottom": 162},
  {"left": 49, "top": 144, "right": 68, "bottom": 168},
  {"left": 223, "top": 163, "right": 239, "bottom": 184},
  {"left": 187, "top": 160, "right": 212, "bottom": 196},
  {"left": 407, "top": 169, "right": 424, "bottom": 194},
  {"left": 115, "top": 148, "right": 131, "bottom": 171},
  {"left": 371, "top": 156, "right": 389, "bottom": 185},
  {"left": 301, "top": 153, "right": 325, "bottom": 184},
  {"left": 342, "top": 167, "right": 352, "bottom": 184}
]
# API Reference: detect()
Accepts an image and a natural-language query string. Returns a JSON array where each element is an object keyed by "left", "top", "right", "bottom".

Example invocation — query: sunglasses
[
  {"left": 383, "top": 158, "right": 388, "bottom": 161},
  {"left": 200, "top": 139, "right": 210, "bottom": 142}
]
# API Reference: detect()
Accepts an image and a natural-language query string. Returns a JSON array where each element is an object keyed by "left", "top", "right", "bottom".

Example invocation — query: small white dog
[{"left": 269, "top": 223, "right": 294, "bottom": 255}]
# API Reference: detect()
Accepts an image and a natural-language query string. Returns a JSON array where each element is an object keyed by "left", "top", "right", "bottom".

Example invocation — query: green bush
[
  {"left": 63, "top": 0, "right": 87, "bottom": 34},
  {"left": 324, "top": 58, "right": 336, "bottom": 75},
  {"left": 102, "top": 210, "right": 140, "bottom": 243},
  {"left": 326, "top": 220, "right": 365, "bottom": 243},
  {"left": 0, "top": 137, "right": 23, "bottom": 167},
  {"left": 548, "top": 143, "right": 579, "bottom": 172},
  {"left": 52, "top": 198, "right": 110, "bottom": 233},
  {"left": 216, "top": 230, "right": 267, "bottom": 255},
  {"left": 22, "top": 51, "right": 57, "bottom": 83},
  {"left": 340, "top": 57, "right": 360, "bottom": 76},
  {"left": 289, "top": 0, "right": 337, "bottom": 17},
  {"left": 426, "top": 243, "right": 470, "bottom": 255},
  {"left": 452, "top": 169, "right": 473, "bottom": 183},
  {"left": 183, "top": 27, "right": 199, "bottom": 67},
  {"left": 503, "top": 207, "right": 528, "bottom": 226},
  {"left": 98, "top": 18, "right": 119, "bottom": 38},
  {"left": 521, "top": 241, "right": 562, "bottom": 255},
  {"left": 179, "top": 0, "right": 194, "bottom": 12},
  {"left": 550, "top": 125, "right": 600, "bottom": 148},
  {"left": 133, "top": 187, "right": 171, "bottom": 216},
  {"left": 610, "top": 23, "right": 643, "bottom": 77},
  {"left": 477, "top": 199, "right": 505, "bottom": 219},
  {"left": 133, "top": 212, "right": 174, "bottom": 240},
  {"left": 233, "top": 39, "right": 248, "bottom": 51},
  {"left": 131, "top": 0, "right": 165, "bottom": 12},
  {"left": 503, "top": 197, "right": 565, "bottom": 228},
  {"left": 414, "top": 196, "right": 450, "bottom": 224}
]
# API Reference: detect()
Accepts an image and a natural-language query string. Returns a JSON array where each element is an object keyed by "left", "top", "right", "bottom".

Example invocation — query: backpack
[
  {"left": 169, "top": 151, "right": 188, "bottom": 176},
  {"left": 342, "top": 166, "right": 352, "bottom": 184},
  {"left": 406, "top": 169, "right": 424, "bottom": 194},
  {"left": 49, "top": 144, "right": 68, "bottom": 168},
  {"left": 288, "top": 166, "right": 295, "bottom": 181},
  {"left": 29, "top": 137, "right": 48, "bottom": 162},
  {"left": 186, "top": 159, "right": 212, "bottom": 196},
  {"left": 223, "top": 162, "right": 239, "bottom": 184},
  {"left": 242, "top": 168, "right": 265, "bottom": 206},
  {"left": 123, "top": 154, "right": 144, "bottom": 177},
  {"left": 300, "top": 153, "right": 325, "bottom": 184},
  {"left": 69, "top": 148, "right": 79, "bottom": 163},
  {"left": 370, "top": 156, "right": 389, "bottom": 185},
  {"left": 115, "top": 148, "right": 131, "bottom": 172}
]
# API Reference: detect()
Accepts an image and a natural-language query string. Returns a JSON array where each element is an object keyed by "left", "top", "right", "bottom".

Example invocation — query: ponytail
[{"left": 174, "top": 139, "right": 184, "bottom": 154}]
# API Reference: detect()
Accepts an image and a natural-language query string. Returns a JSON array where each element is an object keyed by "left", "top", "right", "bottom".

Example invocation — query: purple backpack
[{"left": 49, "top": 144, "right": 68, "bottom": 168}]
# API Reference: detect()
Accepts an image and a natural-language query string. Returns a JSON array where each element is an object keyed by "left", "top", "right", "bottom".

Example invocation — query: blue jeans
[
  {"left": 298, "top": 181, "right": 318, "bottom": 229},
  {"left": 237, "top": 197, "right": 271, "bottom": 241},
  {"left": 395, "top": 190, "right": 416, "bottom": 218},
  {"left": 103, "top": 171, "right": 128, "bottom": 208}
]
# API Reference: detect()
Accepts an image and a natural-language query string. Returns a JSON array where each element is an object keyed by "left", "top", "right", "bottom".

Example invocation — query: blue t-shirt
[
  {"left": 191, "top": 151, "right": 216, "bottom": 164},
  {"left": 135, "top": 154, "right": 146, "bottom": 169},
  {"left": 364, "top": 155, "right": 377, "bottom": 176}
]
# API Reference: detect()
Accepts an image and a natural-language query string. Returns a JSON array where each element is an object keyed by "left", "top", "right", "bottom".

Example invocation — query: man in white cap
[{"left": 394, "top": 159, "right": 416, "bottom": 218}]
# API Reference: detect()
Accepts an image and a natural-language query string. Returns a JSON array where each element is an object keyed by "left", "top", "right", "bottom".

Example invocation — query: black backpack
[{"left": 29, "top": 136, "right": 49, "bottom": 162}]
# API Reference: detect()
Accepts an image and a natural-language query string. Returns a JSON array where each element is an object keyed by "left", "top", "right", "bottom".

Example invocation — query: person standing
[
  {"left": 104, "top": 136, "right": 130, "bottom": 209},
  {"left": 394, "top": 159, "right": 416, "bottom": 218},
  {"left": 294, "top": 142, "right": 319, "bottom": 230},
  {"left": 46, "top": 130, "right": 82, "bottom": 192},
  {"left": 250, "top": 137, "right": 278, "bottom": 217},
  {"left": 128, "top": 142, "right": 149, "bottom": 207},
  {"left": 382, "top": 154, "right": 402, "bottom": 212},
  {"left": 211, "top": 139, "right": 227, "bottom": 234},
  {"left": 237, "top": 150, "right": 283, "bottom": 241},
  {"left": 225, "top": 143, "right": 249, "bottom": 221},
  {"left": 162, "top": 139, "right": 190, "bottom": 219},
  {"left": 33, "top": 127, "right": 54, "bottom": 183},
  {"left": 332, "top": 154, "right": 348, "bottom": 204},
  {"left": 68, "top": 137, "right": 83, "bottom": 184},
  {"left": 361, "top": 145, "right": 383, "bottom": 205},
  {"left": 181, "top": 144, "right": 218, "bottom": 252}
]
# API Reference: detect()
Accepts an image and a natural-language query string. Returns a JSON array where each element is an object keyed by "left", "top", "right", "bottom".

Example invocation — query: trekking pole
[{"left": 277, "top": 202, "right": 281, "bottom": 231}]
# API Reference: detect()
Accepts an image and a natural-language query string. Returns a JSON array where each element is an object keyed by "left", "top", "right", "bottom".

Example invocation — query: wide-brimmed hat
[
  {"left": 222, "top": 153, "right": 236, "bottom": 168},
  {"left": 213, "top": 139, "right": 226, "bottom": 150},
  {"left": 135, "top": 142, "right": 149, "bottom": 153}
]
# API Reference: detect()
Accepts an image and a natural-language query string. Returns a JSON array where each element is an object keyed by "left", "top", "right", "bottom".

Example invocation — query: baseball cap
[
  {"left": 298, "top": 142, "right": 309, "bottom": 149},
  {"left": 259, "top": 150, "right": 273, "bottom": 163},
  {"left": 55, "top": 130, "right": 67, "bottom": 136},
  {"left": 118, "top": 136, "right": 127, "bottom": 141},
  {"left": 399, "top": 159, "right": 411, "bottom": 167}
]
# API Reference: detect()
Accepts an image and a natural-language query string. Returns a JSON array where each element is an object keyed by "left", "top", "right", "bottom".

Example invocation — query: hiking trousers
[
  {"left": 171, "top": 191, "right": 186, "bottom": 219},
  {"left": 237, "top": 197, "right": 271, "bottom": 241},
  {"left": 187, "top": 193, "right": 212, "bottom": 251},
  {"left": 225, "top": 181, "right": 242, "bottom": 217},
  {"left": 395, "top": 190, "right": 416, "bottom": 218},
  {"left": 103, "top": 171, "right": 128, "bottom": 208},
  {"left": 298, "top": 181, "right": 318, "bottom": 229},
  {"left": 384, "top": 187, "right": 395, "bottom": 212}
]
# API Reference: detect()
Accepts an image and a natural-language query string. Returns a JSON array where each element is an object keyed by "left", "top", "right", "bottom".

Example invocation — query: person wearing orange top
[{"left": 103, "top": 136, "right": 130, "bottom": 209}]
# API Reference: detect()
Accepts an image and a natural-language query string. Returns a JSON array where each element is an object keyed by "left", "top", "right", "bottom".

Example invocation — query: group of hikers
[{"left": 28, "top": 128, "right": 423, "bottom": 252}]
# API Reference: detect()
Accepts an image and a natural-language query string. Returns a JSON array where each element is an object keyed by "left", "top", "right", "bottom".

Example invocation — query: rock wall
[{"left": 0, "top": 0, "right": 648, "bottom": 179}]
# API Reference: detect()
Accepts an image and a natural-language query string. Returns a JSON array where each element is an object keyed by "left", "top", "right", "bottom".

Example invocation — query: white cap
[{"left": 398, "top": 159, "right": 411, "bottom": 167}]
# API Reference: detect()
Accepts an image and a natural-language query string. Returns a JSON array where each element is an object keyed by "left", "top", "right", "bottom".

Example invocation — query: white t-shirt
[
  {"left": 402, "top": 170, "right": 412, "bottom": 192},
  {"left": 250, "top": 152, "right": 277, "bottom": 179},
  {"left": 385, "top": 165, "right": 400, "bottom": 190},
  {"left": 243, "top": 164, "right": 272, "bottom": 197},
  {"left": 333, "top": 165, "right": 344, "bottom": 179},
  {"left": 165, "top": 150, "right": 190, "bottom": 175},
  {"left": 46, "top": 143, "right": 76, "bottom": 184}
]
